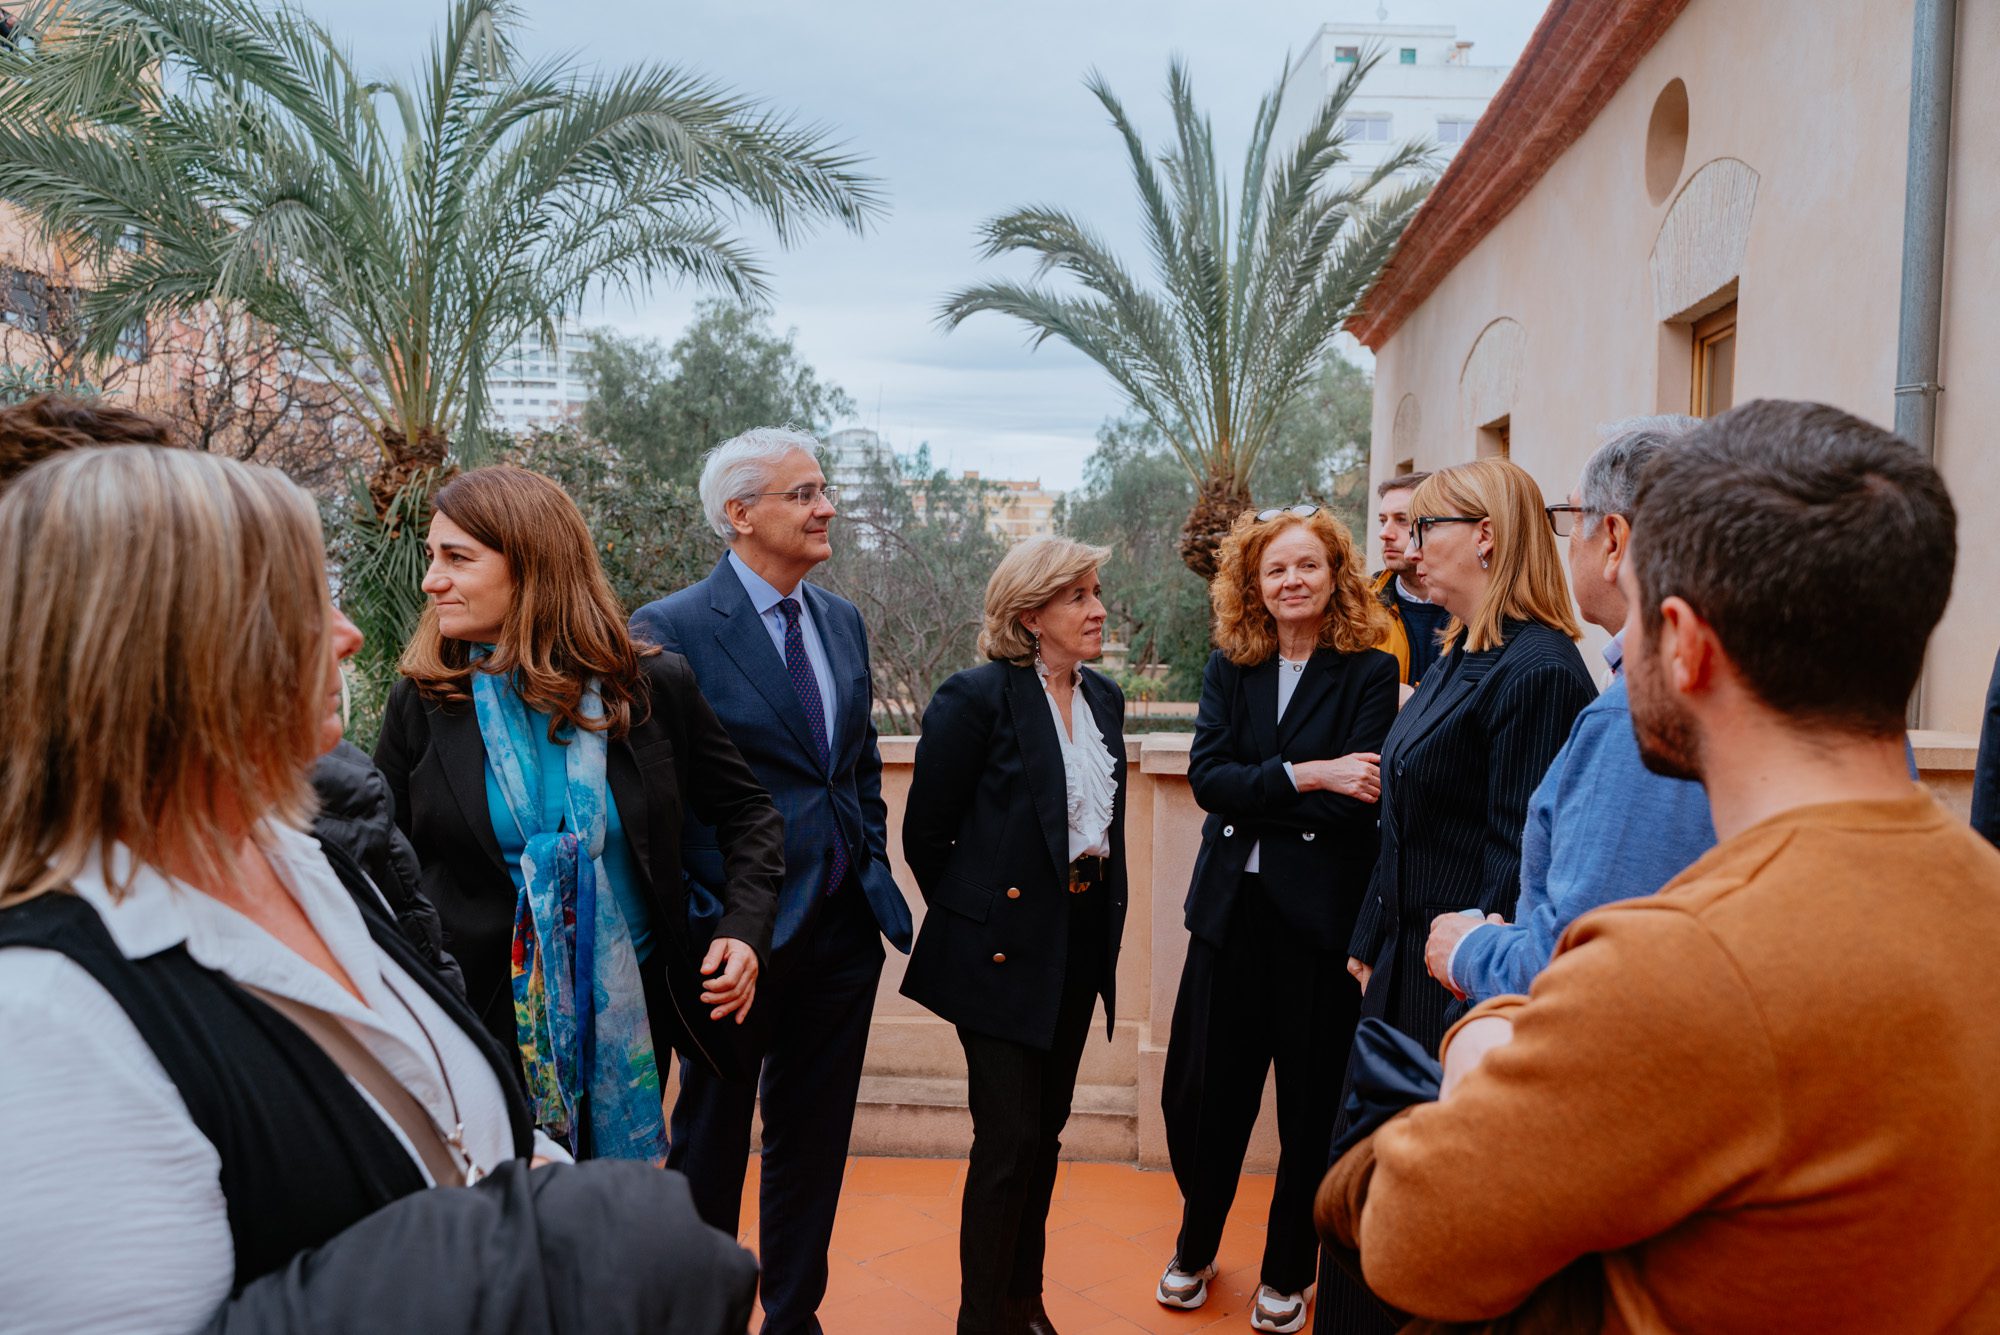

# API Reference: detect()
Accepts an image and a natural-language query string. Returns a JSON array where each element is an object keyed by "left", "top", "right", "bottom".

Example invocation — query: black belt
[{"left": 1067, "top": 855, "right": 1106, "bottom": 894}]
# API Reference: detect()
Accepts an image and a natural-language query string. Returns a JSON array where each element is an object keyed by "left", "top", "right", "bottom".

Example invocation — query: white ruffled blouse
[{"left": 1037, "top": 662, "right": 1117, "bottom": 861}]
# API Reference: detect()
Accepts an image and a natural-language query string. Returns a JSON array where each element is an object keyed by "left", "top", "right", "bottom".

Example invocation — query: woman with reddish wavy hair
[
  {"left": 376, "top": 465, "right": 784, "bottom": 1161},
  {"left": 1155, "top": 504, "right": 1400, "bottom": 1334}
]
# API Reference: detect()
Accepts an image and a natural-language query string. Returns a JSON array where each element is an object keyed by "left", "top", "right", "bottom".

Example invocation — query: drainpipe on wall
[{"left": 1895, "top": 0, "right": 1957, "bottom": 727}]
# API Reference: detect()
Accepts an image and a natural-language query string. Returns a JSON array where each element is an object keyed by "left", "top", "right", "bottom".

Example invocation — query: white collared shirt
[
  {"left": 728, "top": 548, "right": 839, "bottom": 745},
  {"left": 0, "top": 824, "right": 562, "bottom": 1334},
  {"left": 1038, "top": 663, "right": 1117, "bottom": 861}
]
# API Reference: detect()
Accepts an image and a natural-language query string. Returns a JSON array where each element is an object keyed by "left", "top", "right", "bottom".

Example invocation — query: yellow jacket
[{"left": 1371, "top": 570, "right": 1413, "bottom": 685}]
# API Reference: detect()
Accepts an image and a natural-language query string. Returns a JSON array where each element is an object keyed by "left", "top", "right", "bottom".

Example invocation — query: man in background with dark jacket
[{"left": 1371, "top": 473, "right": 1449, "bottom": 690}]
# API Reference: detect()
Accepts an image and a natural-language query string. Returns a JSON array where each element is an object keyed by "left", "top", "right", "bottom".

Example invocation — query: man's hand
[
  {"left": 1424, "top": 911, "right": 1504, "bottom": 999},
  {"left": 1294, "top": 752, "right": 1381, "bottom": 801},
  {"left": 1346, "top": 956, "right": 1372, "bottom": 994},
  {"left": 1439, "top": 1015, "right": 1514, "bottom": 1100},
  {"left": 700, "top": 936, "right": 760, "bottom": 1023}
]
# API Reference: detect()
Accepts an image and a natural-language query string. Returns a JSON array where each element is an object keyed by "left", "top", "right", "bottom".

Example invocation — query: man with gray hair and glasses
[
  {"left": 1423, "top": 416, "right": 1715, "bottom": 1002},
  {"left": 631, "top": 427, "right": 913, "bottom": 1335}
]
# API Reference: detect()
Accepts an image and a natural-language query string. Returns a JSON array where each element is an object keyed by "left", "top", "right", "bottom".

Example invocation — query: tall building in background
[
  {"left": 1272, "top": 17, "right": 1511, "bottom": 199},
  {"left": 822, "top": 426, "right": 891, "bottom": 490},
  {"left": 487, "top": 317, "right": 595, "bottom": 432}
]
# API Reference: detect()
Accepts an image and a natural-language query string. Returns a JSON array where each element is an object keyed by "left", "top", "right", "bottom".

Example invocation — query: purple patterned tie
[{"left": 779, "top": 597, "right": 848, "bottom": 896}]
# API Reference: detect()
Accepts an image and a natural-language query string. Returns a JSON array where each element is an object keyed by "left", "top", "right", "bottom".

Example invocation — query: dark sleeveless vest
[{"left": 0, "top": 841, "right": 533, "bottom": 1292}]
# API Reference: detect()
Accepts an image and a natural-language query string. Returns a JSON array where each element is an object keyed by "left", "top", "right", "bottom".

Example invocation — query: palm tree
[
  {"left": 0, "top": 0, "right": 884, "bottom": 506},
  {"left": 941, "top": 54, "right": 1434, "bottom": 579}
]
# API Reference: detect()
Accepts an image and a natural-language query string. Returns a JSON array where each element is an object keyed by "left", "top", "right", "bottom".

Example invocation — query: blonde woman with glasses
[{"left": 1315, "top": 457, "right": 1597, "bottom": 1335}]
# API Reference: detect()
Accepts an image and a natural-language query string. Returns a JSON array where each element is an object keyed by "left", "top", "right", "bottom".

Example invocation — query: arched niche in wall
[
  {"left": 1650, "top": 157, "right": 1759, "bottom": 322},
  {"left": 1391, "top": 393, "right": 1421, "bottom": 465},
  {"left": 1459, "top": 317, "right": 1525, "bottom": 450}
]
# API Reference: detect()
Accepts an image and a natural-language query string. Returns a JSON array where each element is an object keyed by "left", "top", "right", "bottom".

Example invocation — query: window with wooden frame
[{"left": 1691, "top": 302, "right": 1737, "bottom": 417}]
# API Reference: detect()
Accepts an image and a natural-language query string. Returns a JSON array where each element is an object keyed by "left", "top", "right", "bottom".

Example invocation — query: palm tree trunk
[
  {"left": 368, "top": 425, "right": 452, "bottom": 515},
  {"left": 1178, "top": 473, "right": 1252, "bottom": 582}
]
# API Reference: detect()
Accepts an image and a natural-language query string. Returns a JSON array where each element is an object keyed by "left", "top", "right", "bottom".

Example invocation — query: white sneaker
[
  {"left": 1155, "top": 1257, "right": 1216, "bottom": 1309},
  {"left": 1249, "top": 1284, "right": 1309, "bottom": 1334}
]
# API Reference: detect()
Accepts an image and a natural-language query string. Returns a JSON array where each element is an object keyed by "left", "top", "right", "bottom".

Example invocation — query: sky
[{"left": 301, "top": 0, "right": 1550, "bottom": 490}]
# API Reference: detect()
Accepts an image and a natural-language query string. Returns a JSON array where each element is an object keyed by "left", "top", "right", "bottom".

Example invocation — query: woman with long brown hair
[
  {"left": 0, "top": 448, "right": 759, "bottom": 1331},
  {"left": 376, "top": 465, "right": 783, "bottom": 1162},
  {"left": 1154, "top": 505, "right": 1399, "bottom": 1335}
]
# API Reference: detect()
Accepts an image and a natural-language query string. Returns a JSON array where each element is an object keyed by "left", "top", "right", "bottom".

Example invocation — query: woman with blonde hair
[
  {"left": 902, "top": 535, "right": 1127, "bottom": 1335},
  {"left": 0, "top": 448, "right": 758, "bottom": 1332},
  {"left": 376, "top": 464, "right": 784, "bottom": 1162},
  {"left": 1317, "top": 457, "right": 1597, "bottom": 1335},
  {"left": 1153, "top": 504, "right": 1400, "bottom": 1333}
]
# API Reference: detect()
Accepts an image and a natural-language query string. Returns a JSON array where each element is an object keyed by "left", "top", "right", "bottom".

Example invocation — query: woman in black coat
[
  {"left": 1155, "top": 506, "right": 1399, "bottom": 1335},
  {"left": 375, "top": 466, "right": 783, "bottom": 1159},
  {"left": 1318, "top": 458, "right": 1597, "bottom": 1335},
  {"left": 902, "top": 535, "right": 1127, "bottom": 1335}
]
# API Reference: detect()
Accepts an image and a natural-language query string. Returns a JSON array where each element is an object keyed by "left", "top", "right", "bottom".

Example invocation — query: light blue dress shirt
[
  {"left": 1447, "top": 632, "right": 1715, "bottom": 1002},
  {"left": 727, "top": 548, "right": 838, "bottom": 746}
]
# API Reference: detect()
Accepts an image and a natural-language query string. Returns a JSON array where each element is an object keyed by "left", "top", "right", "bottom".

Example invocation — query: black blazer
[
  {"left": 1347, "top": 620, "right": 1596, "bottom": 1055},
  {"left": 374, "top": 652, "right": 785, "bottom": 1069},
  {"left": 1184, "top": 647, "right": 1400, "bottom": 955},
  {"left": 900, "top": 662, "right": 1128, "bottom": 1051}
]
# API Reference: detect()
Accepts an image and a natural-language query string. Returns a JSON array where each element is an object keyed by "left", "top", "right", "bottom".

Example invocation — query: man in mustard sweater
[{"left": 1328, "top": 398, "right": 2000, "bottom": 1332}]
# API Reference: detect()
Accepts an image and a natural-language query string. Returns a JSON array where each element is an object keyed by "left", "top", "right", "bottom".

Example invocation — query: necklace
[{"left": 1280, "top": 655, "right": 1307, "bottom": 674}]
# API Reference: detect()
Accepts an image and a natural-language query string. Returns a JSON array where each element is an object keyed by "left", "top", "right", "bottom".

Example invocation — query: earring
[
  {"left": 1031, "top": 629, "right": 1043, "bottom": 668},
  {"left": 1479, "top": 550, "right": 1491, "bottom": 569}
]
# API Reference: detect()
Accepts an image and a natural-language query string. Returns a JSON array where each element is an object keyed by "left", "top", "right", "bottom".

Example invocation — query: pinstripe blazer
[{"left": 1346, "top": 619, "right": 1597, "bottom": 1056}]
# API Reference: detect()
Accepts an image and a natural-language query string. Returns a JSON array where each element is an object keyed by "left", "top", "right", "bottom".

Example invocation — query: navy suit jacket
[{"left": 631, "top": 556, "right": 914, "bottom": 956}]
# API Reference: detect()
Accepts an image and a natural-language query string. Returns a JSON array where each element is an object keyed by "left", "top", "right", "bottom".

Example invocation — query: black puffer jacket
[{"left": 312, "top": 741, "right": 465, "bottom": 998}]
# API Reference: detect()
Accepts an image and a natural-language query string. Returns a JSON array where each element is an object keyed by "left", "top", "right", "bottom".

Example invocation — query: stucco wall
[{"left": 1366, "top": 0, "right": 1997, "bottom": 729}]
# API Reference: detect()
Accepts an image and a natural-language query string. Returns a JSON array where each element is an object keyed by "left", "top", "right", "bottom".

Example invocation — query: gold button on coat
[
  {"left": 992, "top": 953, "right": 1007, "bottom": 964},
  {"left": 1006, "top": 887, "right": 1022, "bottom": 899}
]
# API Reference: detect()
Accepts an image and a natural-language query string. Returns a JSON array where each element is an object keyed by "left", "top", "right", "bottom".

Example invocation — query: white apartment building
[
  {"left": 822, "top": 426, "right": 891, "bottom": 490},
  {"left": 1272, "top": 16, "right": 1512, "bottom": 199},
  {"left": 486, "top": 317, "right": 595, "bottom": 433}
]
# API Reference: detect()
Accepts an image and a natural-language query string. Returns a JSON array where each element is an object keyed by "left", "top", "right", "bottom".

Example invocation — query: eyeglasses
[
  {"left": 748, "top": 483, "right": 840, "bottom": 508},
  {"left": 1255, "top": 503, "right": 1320, "bottom": 522},
  {"left": 1545, "top": 503, "right": 1587, "bottom": 537},
  {"left": 1409, "top": 515, "right": 1480, "bottom": 551}
]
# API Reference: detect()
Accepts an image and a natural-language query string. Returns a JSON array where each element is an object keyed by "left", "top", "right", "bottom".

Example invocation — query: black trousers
[
  {"left": 1162, "top": 873, "right": 1359, "bottom": 1294},
  {"left": 954, "top": 885, "right": 1108, "bottom": 1335},
  {"left": 668, "top": 884, "right": 886, "bottom": 1335}
]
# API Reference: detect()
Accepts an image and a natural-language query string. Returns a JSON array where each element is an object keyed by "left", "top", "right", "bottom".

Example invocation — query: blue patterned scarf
[{"left": 470, "top": 662, "right": 667, "bottom": 1162}]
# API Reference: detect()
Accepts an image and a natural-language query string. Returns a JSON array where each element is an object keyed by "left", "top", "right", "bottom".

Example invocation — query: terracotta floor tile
[
  {"left": 1040, "top": 1220, "right": 1162, "bottom": 1294},
  {"left": 842, "top": 1156, "right": 965, "bottom": 1197},
  {"left": 722, "top": 1155, "right": 1277, "bottom": 1334},
  {"left": 1076, "top": 1272, "right": 1238, "bottom": 1335},
  {"left": 1076, "top": 1319, "right": 1160, "bottom": 1335},
  {"left": 818, "top": 1281, "right": 958, "bottom": 1335},
  {"left": 860, "top": 1232, "right": 966, "bottom": 1310},
  {"left": 1060, "top": 1161, "right": 1187, "bottom": 1208},
  {"left": 829, "top": 1194, "right": 957, "bottom": 1262},
  {"left": 1038, "top": 1281, "right": 1121, "bottom": 1330},
  {"left": 820, "top": 1250, "right": 892, "bottom": 1307},
  {"left": 1068, "top": 1192, "right": 1189, "bottom": 1239}
]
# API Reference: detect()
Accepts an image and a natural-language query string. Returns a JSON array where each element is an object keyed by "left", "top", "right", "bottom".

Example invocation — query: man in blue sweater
[{"left": 1424, "top": 416, "right": 1716, "bottom": 1003}]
